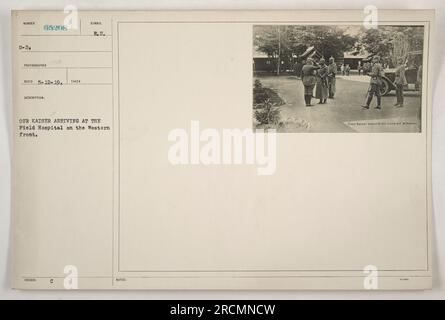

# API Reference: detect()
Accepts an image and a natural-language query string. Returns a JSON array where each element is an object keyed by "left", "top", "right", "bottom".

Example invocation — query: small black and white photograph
[{"left": 253, "top": 25, "right": 425, "bottom": 133}]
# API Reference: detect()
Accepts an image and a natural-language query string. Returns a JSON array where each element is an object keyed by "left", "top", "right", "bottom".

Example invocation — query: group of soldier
[
  {"left": 301, "top": 57, "right": 337, "bottom": 107},
  {"left": 300, "top": 55, "right": 408, "bottom": 109}
]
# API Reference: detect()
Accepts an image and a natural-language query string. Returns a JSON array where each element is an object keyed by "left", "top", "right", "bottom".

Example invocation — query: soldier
[
  {"left": 362, "top": 55, "right": 383, "bottom": 110},
  {"left": 394, "top": 57, "right": 407, "bottom": 107},
  {"left": 327, "top": 57, "right": 337, "bottom": 99},
  {"left": 301, "top": 58, "right": 319, "bottom": 107},
  {"left": 416, "top": 64, "right": 422, "bottom": 90},
  {"left": 345, "top": 64, "right": 350, "bottom": 76},
  {"left": 315, "top": 58, "right": 328, "bottom": 104}
]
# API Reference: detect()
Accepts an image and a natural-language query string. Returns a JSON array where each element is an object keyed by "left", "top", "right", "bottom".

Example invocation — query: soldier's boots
[
  {"left": 375, "top": 96, "right": 382, "bottom": 109},
  {"left": 362, "top": 95, "right": 381, "bottom": 109},
  {"left": 305, "top": 95, "right": 312, "bottom": 107},
  {"left": 362, "top": 95, "right": 372, "bottom": 109}
]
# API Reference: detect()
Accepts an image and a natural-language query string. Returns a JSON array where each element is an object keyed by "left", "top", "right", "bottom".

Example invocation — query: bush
[
  {"left": 253, "top": 79, "right": 269, "bottom": 104},
  {"left": 254, "top": 99, "right": 281, "bottom": 126},
  {"left": 253, "top": 79, "right": 283, "bottom": 128},
  {"left": 253, "top": 79, "right": 285, "bottom": 106}
]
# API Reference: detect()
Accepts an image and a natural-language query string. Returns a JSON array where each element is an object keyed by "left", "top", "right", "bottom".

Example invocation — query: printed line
[
  {"left": 21, "top": 83, "right": 112, "bottom": 86},
  {"left": 20, "top": 50, "right": 112, "bottom": 53},
  {"left": 22, "top": 67, "right": 112, "bottom": 69},
  {"left": 20, "top": 34, "right": 111, "bottom": 37}
]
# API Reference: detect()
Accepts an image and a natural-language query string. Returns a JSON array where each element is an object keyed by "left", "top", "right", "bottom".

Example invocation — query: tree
[
  {"left": 359, "top": 26, "right": 424, "bottom": 66},
  {"left": 360, "top": 28, "right": 393, "bottom": 57},
  {"left": 296, "top": 26, "right": 356, "bottom": 60},
  {"left": 254, "top": 25, "right": 296, "bottom": 75},
  {"left": 254, "top": 25, "right": 357, "bottom": 74}
]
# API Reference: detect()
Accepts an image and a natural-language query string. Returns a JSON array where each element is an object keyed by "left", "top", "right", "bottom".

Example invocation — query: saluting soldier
[
  {"left": 315, "top": 58, "right": 328, "bottom": 104},
  {"left": 301, "top": 58, "right": 320, "bottom": 107},
  {"left": 362, "top": 55, "right": 383, "bottom": 110},
  {"left": 327, "top": 57, "right": 337, "bottom": 99}
]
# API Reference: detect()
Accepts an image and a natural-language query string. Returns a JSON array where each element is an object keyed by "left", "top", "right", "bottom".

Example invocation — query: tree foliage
[
  {"left": 254, "top": 25, "right": 424, "bottom": 72},
  {"left": 254, "top": 25, "right": 356, "bottom": 73},
  {"left": 359, "top": 26, "right": 424, "bottom": 65}
]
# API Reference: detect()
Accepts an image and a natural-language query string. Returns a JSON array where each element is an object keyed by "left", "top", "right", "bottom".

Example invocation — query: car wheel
[{"left": 380, "top": 79, "right": 390, "bottom": 96}]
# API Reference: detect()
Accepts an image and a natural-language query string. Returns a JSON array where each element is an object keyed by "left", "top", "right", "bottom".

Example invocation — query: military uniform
[
  {"left": 363, "top": 61, "right": 383, "bottom": 109},
  {"left": 327, "top": 61, "right": 337, "bottom": 98},
  {"left": 301, "top": 64, "right": 319, "bottom": 106},
  {"left": 315, "top": 64, "right": 328, "bottom": 103},
  {"left": 394, "top": 64, "right": 407, "bottom": 106}
]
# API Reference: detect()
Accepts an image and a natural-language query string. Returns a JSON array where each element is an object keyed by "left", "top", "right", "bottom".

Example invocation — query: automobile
[{"left": 362, "top": 51, "right": 422, "bottom": 96}]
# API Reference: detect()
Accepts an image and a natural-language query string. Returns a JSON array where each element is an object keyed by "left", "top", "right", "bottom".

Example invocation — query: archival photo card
[{"left": 11, "top": 10, "right": 433, "bottom": 290}]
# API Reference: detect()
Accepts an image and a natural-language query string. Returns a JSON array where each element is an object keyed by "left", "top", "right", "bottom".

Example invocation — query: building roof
[
  {"left": 253, "top": 48, "right": 269, "bottom": 58},
  {"left": 344, "top": 49, "right": 369, "bottom": 59},
  {"left": 344, "top": 52, "right": 368, "bottom": 59}
]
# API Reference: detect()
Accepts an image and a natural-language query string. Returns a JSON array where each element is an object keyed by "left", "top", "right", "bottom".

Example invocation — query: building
[
  {"left": 253, "top": 49, "right": 276, "bottom": 73},
  {"left": 342, "top": 51, "right": 368, "bottom": 70}
]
